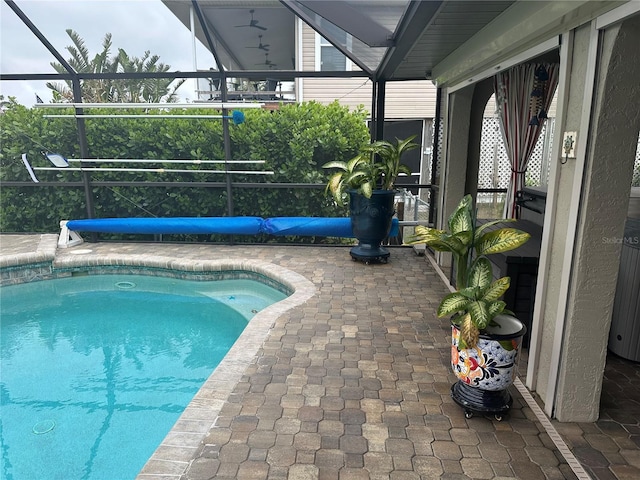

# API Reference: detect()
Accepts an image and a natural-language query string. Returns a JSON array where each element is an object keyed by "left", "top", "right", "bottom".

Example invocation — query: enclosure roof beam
[
  {"left": 3, "top": 0, "right": 77, "bottom": 76},
  {"left": 190, "top": 0, "right": 234, "bottom": 72},
  {"left": 296, "top": 0, "right": 394, "bottom": 48},
  {"left": 376, "top": 0, "right": 443, "bottom": 81},
  {"left": 279, "top": 0, "right": 373, "bottom": 76},
  {"left": 0, "top": 70, "right": 369, "bottom": 82}
]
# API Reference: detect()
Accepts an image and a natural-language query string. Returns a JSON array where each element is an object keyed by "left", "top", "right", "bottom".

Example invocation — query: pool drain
[
  {"left": 33, "top": 419, "right": 56, "bottom": 435},
  {"left": 115, "top": 281, "right": 136, "bottom": 289}
]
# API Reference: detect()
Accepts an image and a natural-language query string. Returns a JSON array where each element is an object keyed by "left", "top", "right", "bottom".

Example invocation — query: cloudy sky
[{"left": 0, "top": 0, "right": 211, "bottom": 105}]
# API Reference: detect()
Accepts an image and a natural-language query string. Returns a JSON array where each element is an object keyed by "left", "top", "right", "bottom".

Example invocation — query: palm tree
[
  {"left": 47, "top": 29, "right": 185, "bottom": 103},
  {"left": 114, "top": 49, "right": 184, "bottom": 103}
]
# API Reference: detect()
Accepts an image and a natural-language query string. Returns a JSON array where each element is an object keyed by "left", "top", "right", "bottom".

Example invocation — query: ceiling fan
[
  {"left": 246, "top": 35, "right": 270, "bottom": 52},
  {"left": 255, "top": 53, "right": 277, "bottom": 68},
  {"left": 235, "top": 9, "right": 267, "bottom": 31}
]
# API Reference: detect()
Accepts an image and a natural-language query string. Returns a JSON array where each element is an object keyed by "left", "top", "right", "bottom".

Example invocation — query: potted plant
[
  {"left": 323, "top": 135, "right": 418, "bottom": 263},
  {"left": 406, "top": 194, "right": 530, "bottom": 419}
]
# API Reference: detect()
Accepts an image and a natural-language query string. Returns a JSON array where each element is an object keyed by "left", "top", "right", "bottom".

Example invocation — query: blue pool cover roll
[
  {"left": 66, "top": 217, "right": 399, "bottom": 237},
  {"left": 66, "top": 217, "right": 264, "bottom": 235},
  {"left": 261, "top": 217, "right": 399, "bottom": 238},
  {"left": 261, "top": 217, "right": 353, "bottom": 237}
]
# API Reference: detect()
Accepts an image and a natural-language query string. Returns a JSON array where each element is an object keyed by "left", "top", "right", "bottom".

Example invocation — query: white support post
[{"left": 58, "top": 221, "right": 84, "bottom": 248}]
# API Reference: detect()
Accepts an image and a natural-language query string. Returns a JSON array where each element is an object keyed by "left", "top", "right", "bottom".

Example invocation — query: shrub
[{"left": 0, "top": 98, "right": 369, "bottom": 242}]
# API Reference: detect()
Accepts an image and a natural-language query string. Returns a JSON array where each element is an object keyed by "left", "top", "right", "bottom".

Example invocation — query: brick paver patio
[{"left": 2, "top": 235, "right": 639, "bottom": 480}]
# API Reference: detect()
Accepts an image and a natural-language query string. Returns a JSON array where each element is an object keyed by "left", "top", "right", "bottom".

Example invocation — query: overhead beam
[
  {"left": 377, "top": 0, "right": 443, "bottom": 80},
  {"left": 280, "top": 0, "right": 373, "bottom": 76},
  {"left": 3, "top": 0, "right": 76, "bottom": 75},
  {"left": 1, "top": 70, "right": 369, "bottom": 82},
  {"left": 191, "top": 0, "right": 245, "bottom": 70},
  {"left": 190, "top": 0, "right": 229, "bottom": 70},
  {"left": 297, "top": 0, "right": 394, "bottom": 47}
]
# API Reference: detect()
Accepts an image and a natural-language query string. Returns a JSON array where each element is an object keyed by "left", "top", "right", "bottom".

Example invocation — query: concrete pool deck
[{"left": 1, "top": 234, "right": 639, "bottom": 480}]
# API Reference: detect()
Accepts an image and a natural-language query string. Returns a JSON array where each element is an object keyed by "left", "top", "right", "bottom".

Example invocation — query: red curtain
[{"left": 494, "top": 63, "right": 559, "bottom": 218}]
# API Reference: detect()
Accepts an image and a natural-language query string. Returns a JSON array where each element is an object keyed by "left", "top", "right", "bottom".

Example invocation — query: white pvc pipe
[
  {"left": 189, "top": 5, "right": 199, "bottom": 99},
  {"left": 33, "top": 167, "right": 274, "bottom": 175},
  {"left": 33, "top": 102, "right": 264, "bottom": 109},
  {"left": 296, "top": 17, "right": 304, "bottom": 102}
]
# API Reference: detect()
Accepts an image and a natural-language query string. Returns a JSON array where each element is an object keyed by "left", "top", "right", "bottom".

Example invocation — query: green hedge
[{"left": 0, "top": 99, "right": 369, "bottom": 242}]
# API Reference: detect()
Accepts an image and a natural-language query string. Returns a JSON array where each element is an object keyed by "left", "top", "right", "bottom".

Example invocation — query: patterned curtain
[{"left": 494, "top": 63, "right": 559, "bottom": 218}]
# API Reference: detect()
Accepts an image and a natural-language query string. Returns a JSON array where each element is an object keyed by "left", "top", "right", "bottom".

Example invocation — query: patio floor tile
[{"left": 2, "top": 237, "right": 638, "bottom": 480}]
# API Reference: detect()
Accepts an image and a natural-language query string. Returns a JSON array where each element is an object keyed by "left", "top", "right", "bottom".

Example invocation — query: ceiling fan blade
[
  {"left": 246, "top": 36, "right": 270, "bottom": 51},
  {"left": 237, "top": 9, "right": 267, "bottom": 30}
]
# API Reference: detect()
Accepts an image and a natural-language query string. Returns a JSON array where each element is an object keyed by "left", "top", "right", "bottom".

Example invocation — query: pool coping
[
  {"left": 0, "top": 234, "right": 59, "bottom": 284},
  {"left": 0, "top": 234, "right": 58, "bottom": 269},
  {"left": 3, "top": 243, "right": 317, "bottom": 479}
]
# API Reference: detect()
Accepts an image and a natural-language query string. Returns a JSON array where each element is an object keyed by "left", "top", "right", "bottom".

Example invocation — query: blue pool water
[{"left": 0, "top": 274, "right": 287, "bottom": 480}]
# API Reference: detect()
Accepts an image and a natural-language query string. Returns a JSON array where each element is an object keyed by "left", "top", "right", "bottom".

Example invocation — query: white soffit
[
  {"left": 447, "top": 37, "right": 559, "bottom": 94},
  {"left": 431, "top": 0, "right": 626, "bottom": 88},
  {"left": 596, "top": 0, "right": 640, "bottom": 29}
]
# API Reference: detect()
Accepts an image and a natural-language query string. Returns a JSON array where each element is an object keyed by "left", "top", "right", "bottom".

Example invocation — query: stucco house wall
[{"left": 435, "top": 3, "right": 639, "bottom": 422}]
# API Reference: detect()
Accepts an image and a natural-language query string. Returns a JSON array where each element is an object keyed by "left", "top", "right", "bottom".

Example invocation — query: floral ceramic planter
[{"left": 451, "top": 314, "right": 526, "bottom": 391}]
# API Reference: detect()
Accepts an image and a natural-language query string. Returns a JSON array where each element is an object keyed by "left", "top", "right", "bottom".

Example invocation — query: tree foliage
[
  {"left": 0, "top": 97, "right": 369, "bottom": 243},
  {"left": 47, "top": 29, "right": 184, "bottom": 103}
]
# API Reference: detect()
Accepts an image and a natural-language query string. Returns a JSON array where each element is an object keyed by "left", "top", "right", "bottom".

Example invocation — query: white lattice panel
[{"left": 479, "top": 117, "right": 555, "bottom": 189}]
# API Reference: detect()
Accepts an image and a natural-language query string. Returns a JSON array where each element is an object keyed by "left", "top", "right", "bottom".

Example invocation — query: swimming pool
[{"left": 0, "top": 274, "right": 287, "bottom": 480}]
